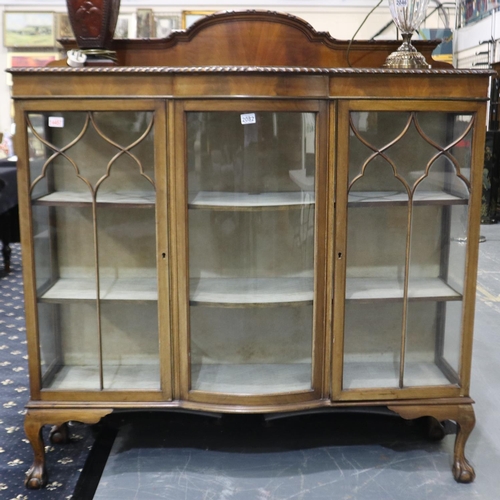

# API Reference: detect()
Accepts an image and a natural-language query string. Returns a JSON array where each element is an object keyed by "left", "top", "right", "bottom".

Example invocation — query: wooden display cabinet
[{"left": 9, "top": 11, "right": 491, "bottom": 489}]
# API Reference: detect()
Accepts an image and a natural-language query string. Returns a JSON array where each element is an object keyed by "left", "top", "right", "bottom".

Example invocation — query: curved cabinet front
[{"left": 173, "top": 100, "right": 329, "bottom": 407}]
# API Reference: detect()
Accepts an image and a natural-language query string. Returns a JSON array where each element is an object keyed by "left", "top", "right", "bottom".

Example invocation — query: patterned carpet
[{"left": 0, "top": 244, "right": 94, "bottom": 499}]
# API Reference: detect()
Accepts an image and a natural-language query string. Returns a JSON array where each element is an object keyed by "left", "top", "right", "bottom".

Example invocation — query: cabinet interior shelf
[
  {"left": 32, "top": 189, "right": 464, "bottom": 209},
  {"left": 343, "top": 359, "right": 454, "bottom": 390},
  {"left": 38, "top": 276, "right": 315, "bottom": 306},
  {"left": 45, "top": 364, "right": 160, "bottom": 391},
  {"left": 38, "top": 276, "right": 459, "bottom": 304},
  {"left": 39, "top": 277, "right": 158, "bottom": 302},
  {"left": 33, "top": 191, "right": 156, "bottom": 207},
  {"left": 191, "top": 362, "right": 311, "bottom": 394},
  {"left": 346, "top": 277, "right": 462, "bottom": 301},
  {"left": 190, "top": 277, "right": 314, "bottom": 306},
  {"left": 188, "top": 191, "right": 315, "bottom": 210},
  {"left": 348, "top": 191, "right": 468, "bottom": 207}
]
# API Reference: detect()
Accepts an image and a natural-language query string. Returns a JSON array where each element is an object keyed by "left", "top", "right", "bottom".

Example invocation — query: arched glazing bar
[
  {"left": 25, "top": 111, "right": 157, "bottom": 391},
  {"left": 346, "top": 110, "right": 475, "bottom": 390}
]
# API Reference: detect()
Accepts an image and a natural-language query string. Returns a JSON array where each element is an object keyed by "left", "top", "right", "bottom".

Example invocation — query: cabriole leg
[
  {"left": 452, "top": 405, "right": 476, "bottom": 483},
  {"left": 389, "top": 403, "right": 476, "bottom": 483},
  {"left": 24, "top": 412, "right": 47, "bottom": 489},
  {"left": 23, "top": 408, "right": 113, "bottom": 489}
]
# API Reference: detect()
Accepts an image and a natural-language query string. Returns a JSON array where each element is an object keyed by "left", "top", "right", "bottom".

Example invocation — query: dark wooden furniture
[
  {"left": 0, "top": 160, "right": 18, "bottom": 272},
  {"left": 10, "top": 11, "right": 491, "bottom": 489}
]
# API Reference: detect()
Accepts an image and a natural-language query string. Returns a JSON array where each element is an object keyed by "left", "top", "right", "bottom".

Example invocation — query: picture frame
[
  {"left": 114, "top": 13, "right": 135, "bottom": 39},
  {"left": 3, "top": 11, "right": 55, "bottom": 48},
  {"left": 57, "top": 13, "right": 74, "bottom": 39},
  {"left": 136, "top": 9, "right": 154, "bottom": 38},
  {"left": 6, "top": 51, "right": 60, "bottom": 86},
  {"left": 154, "top": 14, "right": 180, "bottom": 39},
  {"left": 181, "top": 11, "right": 217, "bottom": 30}
]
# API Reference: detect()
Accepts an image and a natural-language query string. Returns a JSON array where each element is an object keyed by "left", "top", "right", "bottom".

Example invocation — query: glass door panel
[
  {"left": 405, "top": 158, "right": 470, "bottom": 387},
  {"left": 344, "top": 153, "right": 408, "bottom": 389},
  {"left": 101, "top": 302, "right": 159, "bottom": 389},
  {"left": 27, "top": 109, "right": 160, "bottom": 392},
  {"left": 187, "top": 111, "right": 316, "bottom": 395},
  {"left": 190, "top": 306, "right": 313, "bottom": 394},
  {"left": 33, "top": 202, "right": 98, "bottom": 388},
  {"left": 343, "top": 109, "right": 474, "bottom": 393},
  {"left": 97, "top": 205, "right": 159, "bottom": 390},
  {"left": 40, "top": 303, "right": 100, "bottom": 389},
  {"left": 343, "top": 301, "right": 401, "bottom": 389}
]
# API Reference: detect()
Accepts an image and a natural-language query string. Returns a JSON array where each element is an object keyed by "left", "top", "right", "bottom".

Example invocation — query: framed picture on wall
[
  {"left": 57, "top": 13, "right": 74, "bottom": 39},
  {"left": 114, "top": 13, "right": 135, "bottom": 39},
  {"left": 181, "top": 11, "right": 217, "bottom": 29},
  {"left": 136, "top": 9, "right": 154, "bottom": 38},
  {"left": 154, "top": 14, "right": 180, "bottom": 38},
  {"left": 6, "top": 51, "right": 60, "bottom": 86},
  {"left": 3, "top": 12, "right": 55, "bottom": 48}
]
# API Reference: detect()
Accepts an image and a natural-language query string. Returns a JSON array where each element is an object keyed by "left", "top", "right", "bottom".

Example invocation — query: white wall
[
  {"left": 454, "top": 10, "right": 500, "bottom": 68},
  {"left": 0, "top": 1, "right": 452, "bottom": 140}
]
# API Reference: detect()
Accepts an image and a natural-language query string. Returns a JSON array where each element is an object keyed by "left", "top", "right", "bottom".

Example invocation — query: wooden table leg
[
  {"left": 24, "top": 413, "right": 47, "bottom": 489},
  {"left": 389, "top": 403, "right": 476, "bottom": 483},
  {"left": 24, "top": 408, "right": 113, "bottom": 489},
  {"left": 452, "top": 405, "right": 476, "bottom": 483}
]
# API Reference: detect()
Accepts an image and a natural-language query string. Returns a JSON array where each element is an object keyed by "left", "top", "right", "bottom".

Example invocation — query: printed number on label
[
  {"left": 240, "top": 113, "right": 256, "bottom": 125},
  {"left": 48, "top": 117, "right": 64, "bottom": 128},
  {"left": 396, "top": 0, "right": 408, "bottom": 6}
]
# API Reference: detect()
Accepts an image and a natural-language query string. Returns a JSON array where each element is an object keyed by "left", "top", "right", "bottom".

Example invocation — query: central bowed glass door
[{"left": 177, "top": 101, "right": 326, "bottom": 401}]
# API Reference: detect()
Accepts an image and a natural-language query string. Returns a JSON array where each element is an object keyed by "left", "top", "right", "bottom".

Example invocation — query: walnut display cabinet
[{"left": 9, "top": 11, "right": 491, "bottom": 489}]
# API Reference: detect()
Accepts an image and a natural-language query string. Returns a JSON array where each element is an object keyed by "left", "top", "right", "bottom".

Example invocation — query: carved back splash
[{"left": 60, "top": 10, "right": 448, "bottom": 69}]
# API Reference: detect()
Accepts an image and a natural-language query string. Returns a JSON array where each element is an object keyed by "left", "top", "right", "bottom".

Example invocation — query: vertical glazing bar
[
  {"left": 399, "top": 196, "right": 413, "bottom": 389},
  {"left": 91, "top": 195, "right": 104, "bottom": 391}
]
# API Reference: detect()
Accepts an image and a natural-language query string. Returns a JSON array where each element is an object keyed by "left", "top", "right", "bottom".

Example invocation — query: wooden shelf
[
  {"left": 188, "top": 191, "right": 315, "bottom": 210},
  {"left": 348, "top": 191, "right": 468, "bottom": 207},
  {"left": 33, "top": 191, "right": 156, "bottom": 207},
  {"left": 39, "top": 277, "right": 157, "bottom": 302},
  {"left": 343, "top": 358, "right": 452, "bottom": 390},
  {"left": 190, "top": 277, "right": 314, "bottom": 306},
  {"left": 191, "top": 363, "right": 311, "bottom": 394},
  {"left": 346, "top": 277, "right": 462, "bottom": 301},
  {"left": 44, "top": 363, "right": 160, "bottom": 390}
]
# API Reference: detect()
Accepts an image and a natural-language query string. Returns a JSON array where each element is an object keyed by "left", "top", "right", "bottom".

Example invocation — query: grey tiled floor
[{"left": 92, "top": 224, "right": 500, "bottom": 500}]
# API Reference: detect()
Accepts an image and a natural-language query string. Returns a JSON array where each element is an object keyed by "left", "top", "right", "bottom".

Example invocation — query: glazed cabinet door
[
  {"left": 17, "top": 100, "right": 170, "bottom": 401},
  {"left": 173, "top": 100, "right": 329, "bottom": 406},
  {"left": 333, "top": 101, "right": 486, "bottom": 400}
]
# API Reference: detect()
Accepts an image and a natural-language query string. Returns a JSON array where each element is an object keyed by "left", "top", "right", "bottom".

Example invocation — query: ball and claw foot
[
  {"left": 25, "top": 465, "right": 48, "bottom": 489},
  {"left": 453, "top": 458, "right": 476, "bottom": 483}
]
